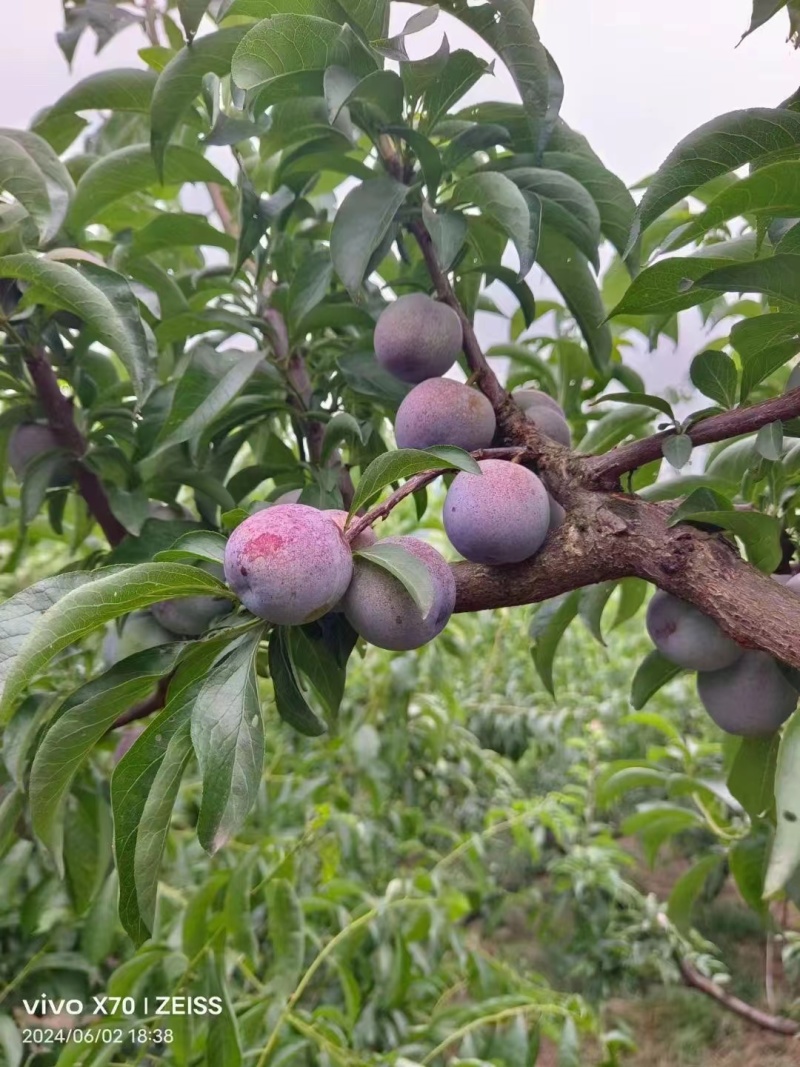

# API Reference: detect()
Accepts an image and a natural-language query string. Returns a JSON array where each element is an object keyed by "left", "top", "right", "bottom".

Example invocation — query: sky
[{"left": 2, "top": 1, "right": 800, "bottom": 410}]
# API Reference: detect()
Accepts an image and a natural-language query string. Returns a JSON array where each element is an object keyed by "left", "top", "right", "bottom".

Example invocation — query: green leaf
[
  {"left": 596, "top": 391, "right": 675, "bottom": 420},
  {"left": 129, "top": 212, "right": 236, "bottom": 257},
  {"left": 577, "top": 405, "right": 653, "bottom": 454},
  {"left": 536, "top": 227, "right": 611, "bottom": 372},
  {"left": 543, "top": 148, "right": 637, "bottom": 263},
  {"left": 67, "top": 144, "right": 229, "bottom": 231},
  {"left": 0, "top": 130, "right": 74, "bottom": 243},
  {"left": 112, "top": 639, "right": 232, "bottom": 943},
  {"left": 662, "top": 434, "right": 693, "bottom": 471},
  {"left": 578, "top": 582, "right": 616, "bottom": 645},
  {"left": 0, "top": 563, "right": 232, "bottom": 722},
  {"left": 622, "top": 805, "right": 705, "bottom": 866},
  {"left": 153, "top": 348, "right": 264, "bottom": 455},
  {"left": 629, "top": 108, "right": 800, "bottom": 247},
  {"left": 0, "top": 255, "right": 154, "bottom": 402},
  {"left": 178, "top": 0, "right": 212, "bottom": 39},
  {"left": 30, "top": 645, "right": 181, "bottom": 871},
  {"left": 757, "top": 420, "right": 784, "bottom": 461},
  {"left": 349, "top": 447, "right": 479, "bottom": 516},
  {"left": 287, "top": 249, "right": 333, "bottom": 333},
  {"left": 452, "top": 172, "right": 537, "bottom": 278},
  {"left": 151, "top": 27, "right": 249, "bottom": 175},
  {"left": 330, "top": 176, "right": 409, "bottom": 296},
  {"left": 422, "top": 203, "right": 468, "bottom": 271},
  {"left": 289, "top": 618, "right": 353, "bottom": 718},
  {"left": 0, "top": 789, "right": 24, "bottom": 860},
  {"left": 731, "top": 312, "right": 800, "bottom": 400},
  {"left": 597, "top": 765, "right": 668, "bottom": 807},
  {"left": 321, "top": 412, "right": 363, "bottom": 461},
  {"left": 765, "top": 709, "right": 800, "bottom": 896},
  {"left": 690, "top": 350, "right": 739, "bottom": 409},
  {"left": 529, "top": 591, "right": 579, "bottom": 696},
  {"left": 422, "top": 50, "right": 491, "bottom": 132},
  {"left": 192, "top": 631, "right": 264, "bottom": 854},
  {"left": 667, "top": 854, "right": 723, "bottom": 931},
  {"left": 695, "top": 255, "right": 800, "bottom": 310},
  {"left": 48, "top": 68, "right": 158, "bottom": 117},
  {"left": 63, "top": 786, "right": 112, "bottom": 916},
  {"left": 374, "top": 3, "right": 440, "bottom": 60},
  {"left": 354, "top": 543, "right": 436, "bottom": 619},
  {"left": 0, "top": 1015, "right": 23, "bottom": 1067},
  {"left": 268, "top": 626, "right": 327, "bottom": 736},
  {"left": 741, "top": 0, "right": 790, "bottom": 42},
  {"left": 668, "top": 507, "right": 783, "bottom": 573},
  {"left": 610, "top": 255, "right": 746, "bottom": 318},
  {"left": 630, "top": 650, "right": 684, "bottom": 710},
  {"left": 502, "top": 166, "right": 602, "bottom": 268},
  {"left": 268, "top": 879, "right": 305, "bottom": 996},
  {"left": 155, "top": 530, "right": 227, "bottom": 566},
  {"left": 728, "top": 735, "right": 779, "bottom": 823}
]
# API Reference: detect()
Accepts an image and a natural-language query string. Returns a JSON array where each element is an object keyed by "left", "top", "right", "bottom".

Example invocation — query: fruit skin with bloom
[
  {"left": 374, "top": 293, "right": 463, "bottom": 383},
  {"left": 646, "top": 589, "right": 743, "bottom": 672},
  {"left": 394, "top": 377, "right": 496, "bottom": 452},
  {"left": 224, "top": 503, "right": 353, "bottom": 625},
  {"left": 341, "top": 535, "right": 456, "bottom": 651},
  {"left": 326, "top": 509, "right": 377, "bottom": 551},
  {"left": 697, "top": 651, "right": 798, "bottom": 737},
  {"left": 444, "top": 459, "right": 550, "bottom": 565},
  {"left": 8, "top": 423, "right": 61, "bottom": 478}
]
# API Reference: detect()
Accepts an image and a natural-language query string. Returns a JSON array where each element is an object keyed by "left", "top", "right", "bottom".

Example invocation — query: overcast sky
[{"left": 3, "top": 2, "right": 799, "bottom": 415}]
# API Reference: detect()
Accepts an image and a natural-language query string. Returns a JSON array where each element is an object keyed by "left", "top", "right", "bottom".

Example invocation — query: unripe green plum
[
  {"left": 444, "top": 459, "right": 550, "bottom": 565},
  {"left": 224, "top": 503, "right": 353, "bottom": 624},
  {"left": 8, "top": 423, "right": 61, "bottom": 478},
  {"left": 102, "top": 611, "right": 173, "bottom": 667},
  {"left": 342, "top": 535, "right": 455, "bottom": 651},
  {"left": 374, "top": 293, "right": 462, "bottom": 383},
  {"left": 646, "top": 590, "right": 742, "bottom": 671},
  {"left": 697, "top": 651, "right": 798, "bottom": 736},
  {"left": 513, "top": 388, "right": 564, "bottom": 416},
  {"left": 394, "top": 377, "right": 496, "bottom": 452}
]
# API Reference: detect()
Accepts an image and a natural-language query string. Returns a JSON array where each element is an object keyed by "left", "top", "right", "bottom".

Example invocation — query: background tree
[{"left": 1, "top": 0, "right": 800, "bottom": 1063}]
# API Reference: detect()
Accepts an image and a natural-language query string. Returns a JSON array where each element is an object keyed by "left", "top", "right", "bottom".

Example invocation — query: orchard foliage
[{"left": 1, "top": 0, "right": 800, "bottom": 1061}]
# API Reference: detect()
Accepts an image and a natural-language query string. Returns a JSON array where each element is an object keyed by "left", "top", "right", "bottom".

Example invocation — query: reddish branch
[
  {"left": 111, "top": 674, "right": 171, "bottom": 729},
  {"left": 586, "top": 388, "right": 800, "bottom": 487},
  {"left": 675, "top": 953, "right": 799, "bottom": 1036},
  {"left": 24, "top": 348, "right": 127, "bottom": 546}
]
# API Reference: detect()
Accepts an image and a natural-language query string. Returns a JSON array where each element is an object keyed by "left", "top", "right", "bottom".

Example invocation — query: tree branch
[
  {"left": 585, "top": 388, "right": 800, "bottom": 488},
  {"left": 208, "top": 182, "right": 235, "bottom": 237},
  {"left": 675, "top": 952, "right": 799, "bottom": 1036},
  {"left": 24, "top": 348, "right": 127, "bottom": 546}
]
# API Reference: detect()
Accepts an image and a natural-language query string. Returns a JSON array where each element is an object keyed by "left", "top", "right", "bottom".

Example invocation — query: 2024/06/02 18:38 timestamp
[{"left": 21, "top": 1025, "right": 175, "bottom": 1047}]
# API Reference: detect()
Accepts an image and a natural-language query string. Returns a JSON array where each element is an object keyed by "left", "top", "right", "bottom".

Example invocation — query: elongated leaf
[
  {"left": 30, "top": 646, "right": 181, "bottom": 870},
  {"left": 630, "top": 650, "right": 684, "bottom": 710},
  {"left": 578, "top": 582, "right": 616, "bottom": 645},
  {"left": 112, "top": 638, "right": 233, "bottom": 943},
  {"left": 153, "top": 348, "right": 264, "bottom": 455},
  {"left": 669, "top": 508, "right": 783, "bottom": 572},
  {"left": 422, "top": 203, "right": 468, "bottom": 271},
  {"left": 731, "top": 312, "right": 800, "bottom": 400},
  {"left": 268, "top": 625, "right": 327, "bottom": 736},
  {"left": 536, "top": 227, "right": 611, "bottom": 372},
  {"left": 155, "top": 530, "right": 227, "bottom": 565},
  {"left": 130, "top": 213, "right": 236, "bottom": 257},
  {"left": 178, "top": 0, "right": 212, "bottom": 38},
  {"left": 355, "top": 543, "right": 436, "bottom": 619},
  {"left": 192, "top": 631, "right": 264, "bottom": 854},
  {"left": 667, "top": 854, "right": 723, "bottom": 931},
  {"left": 695, "top": 255, "right": 800, "bottom": 310},
  {"left": 765, "top": 709, "right": 800, "bottom": 896},
  {"left": 68, "top": 144, "right": 229, "bottom": 231},
  {"left": 452, "top": 172, "right": 537, "bottom": 278},
  {"left": 728, "top": 735, "right": 779, "bottom": 823},
  {"left": 630, "top": 108, "right": 800, "bottom": 247},
  {"left": 349, "top": 447, "right": 478, "bottom": 516},
  {"left": 151, "top": 27, "right": 248, "bottom": 174},
  {"left": 287, "top": 250, "right": 333, "bottom": 333},
  {"left": 611, "top": 255, "right": 745, "bottom": 318},
  {"left": 331, "top": 176, "right": 408, "bottom": 295},
  {"left": 0, "top": 255, "right": 154, "bottom": 402},
  {"left": 423, "top": 50, "right": 491, "bottom": 131},
  {"left": 502, "top": 166, "right": 601, "bottom": 268},
  {"left": 690, "top": 350, "right": 738, "bottom": 409},
  {"left": 741, "top": 0, "right": 790, "bottom": 41},
  {"left": 597, "top": 391, "right": 675, "bottom": 420},
  {"left": 48, "top": 68, "right": 158, "bottom": 116},
  {"left": 529, "top": 591, "right": 579, "bottom": 696},
  {"left": 268, "top": 879, "right": 305, "bottom": 996},
  {"left": 0, "top": 563, "right": 232, "bottom": 722}
]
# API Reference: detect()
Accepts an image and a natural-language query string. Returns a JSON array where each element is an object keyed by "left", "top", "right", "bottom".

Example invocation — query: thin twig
[
  {"left": 207, "top": 183, "right": 236, "bottom": 237},
  {"left": 141, "top": 0, "right": 161, "bottom": 46},
  {"left": 675, "top": 953, "right": 799, "bottom": 1036},
  {"left": 345, "top": 446, "right": 529, "bottom": 543}
]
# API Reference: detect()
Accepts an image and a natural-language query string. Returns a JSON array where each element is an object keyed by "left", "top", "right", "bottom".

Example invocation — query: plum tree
[
  {"left": 444, "top": 459, "right": 550, "bottom": 565},
  {"left": 697, "top": 652, "right": 798, "bottom": 737},
  {"left": 8, "top": 422, "right": 60, "bottom": 477},
  {"left": 394, "top": 377, "right": 496, "bottom": 452},
  {"left": 342, "top": 536, "right": 455, "bottom": 650},
  {"left": 102, "top": 611, "right": 173, "bottom": 667},
  {"left": 374, "top": 293, "right": 462, "bottom": 383},
  {"left": 224, "top": 503, "right": 353, "bottom": 624},
  {"left": 646, "top": 590, "right": 743, "bottom": 671}
]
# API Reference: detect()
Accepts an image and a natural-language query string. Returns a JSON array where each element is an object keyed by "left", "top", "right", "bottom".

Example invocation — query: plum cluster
[
  {"left": 221, "top": 296, "right": 572, "bottom": 652},
  {"left": 646, "top": 586, "right": 799, "bottom": 737}
]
